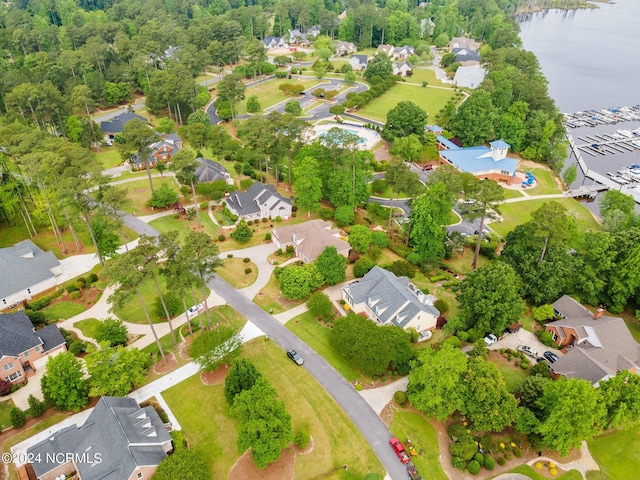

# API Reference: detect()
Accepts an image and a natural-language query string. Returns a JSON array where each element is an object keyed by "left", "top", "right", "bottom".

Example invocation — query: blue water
[{"left": 320, "top": 128, "right": 367, "bottom": 144}]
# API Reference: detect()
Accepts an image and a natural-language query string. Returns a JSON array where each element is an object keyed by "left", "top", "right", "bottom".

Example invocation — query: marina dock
[{"left": 564, "top": 105, "right": 640, "bottom": 129}]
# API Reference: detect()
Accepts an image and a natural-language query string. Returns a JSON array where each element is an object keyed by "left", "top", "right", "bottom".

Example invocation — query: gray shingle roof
[
  {"left": 343, "top": 266, "right": 439, "bottom": 327},
  {"left": 226, "top": 182, "right": 291, "bottom": 218},
  {"left": 100, "top": 112, "right": 147, "bottom": 134},
  {"left": 38, "top": 324, "right": 66, "bottom": 352},
  {"left": 194, "top": 157, "right": 231, "bottom": 183},
  {"left": 453, "top": 47, "right": 480, "bottom": 63},
  {"left": 0, "top": 240, "right": 61, "bottom": 300},
  {"left": 271, "top": 220, "right": 350, "bottom": 263},
  {"left": 28, "top": 397, "right": 172, "bottom": 480},
  {"left": 0, "top": 311, "right": 43, "bottom": 357},
  {"left": 350, "top": 54, "right": 368, "bottom": 65}
]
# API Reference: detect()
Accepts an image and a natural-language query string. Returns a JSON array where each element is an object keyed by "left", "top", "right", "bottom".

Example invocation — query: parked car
[
  {"left": 517, "top": 345, "right": 538, "bottom": 359},
  {"left": 287, "top": 349, "right": 304, "bottom": 365},
  {"left": 186, "top": 303, "right": 204, "bottom": 319},
  {"left": 484, "top": 334, "right": 498, "bottom": 345},
  {"left": 422, "top": 164, "right": 433, "bottom": 171},
  {"left": 544, "top": 351, "right": 559, "bottom": 364},
  {"left": 417, "top": 330, "right": 433, "bottom": 343}
]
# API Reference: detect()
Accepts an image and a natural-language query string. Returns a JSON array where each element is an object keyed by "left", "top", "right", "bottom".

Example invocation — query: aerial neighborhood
[{"left": 1, "top": 1, "right": 639, "bottom": 480}]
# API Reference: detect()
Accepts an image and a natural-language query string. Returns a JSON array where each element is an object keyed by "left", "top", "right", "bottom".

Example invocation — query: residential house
[
  {"left": 376, "top": 44, "right": 394, "bottom": 57},
  {"left": 545, "top": 295, "right": 640, "bottom": 386},
  {"left": 0, "top": 240, "right": 62, "bottom": 311},
  {"left": 100, "top": 111, "right": 147, "bottom": 141},
  {"left": 334, "top": 41, "right": 357, "bottom": 56},
  {"left": 392, "top": 45, "right": 415, "bottom": 60},
  {"left": 287, "top": 29, "right": 310, "bottom": 45},
  {"left": 226, "top": 182, "right": 292, "bottom": 222},
  {"left": 270, "top": 220, "right": 350, "bottom": 263},
  {"left": 452, "top": 47, "right": 481, "bottom": 66},
  {"left": 307, "top": 25, "right": 321, "bottom": 37},
  {"left": 449, "top": 36, "right": 480, "bottom": 52},
  {"left": 262, "top": 36, "right": 287, "bottom": 50},
  {"left": 342, "top": 266, "right": 440, "bottom": 333},
  {"left": 437, "top": 138, "right": 519, "bottom": 185},
  {"left": 25, "top": 396, "right": 173, "bottom": 480},
  {"left": 393, "top": 61, "right": 412, "bottom": 76},
  {"left": 453, "top": 65, "right": 486, "bottom": 89},
  {"left": 0, "top": 311, "right": 66, "bottom": 383},
  {"left": 349, "top": 54, "right": 368, "bottom": 71},
  {"left": 194, "top": 157, "right": 233, "bottom": 185},
  {"left": 131, "top": 133, "right": 182, "bottom": 170}
]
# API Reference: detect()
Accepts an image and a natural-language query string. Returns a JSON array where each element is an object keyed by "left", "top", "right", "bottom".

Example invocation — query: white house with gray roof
[
  {"left": 226, "top": 182, "right": 292, "bottom": 221},
  {"left": 26, "top": 396, "right": 173, "bottom": 480},
  {"left": 0, "top": 240, "right": 62, "bottom": 311},
  {"left": 342, "top": 266, "right": 439, "bottom": 333}
]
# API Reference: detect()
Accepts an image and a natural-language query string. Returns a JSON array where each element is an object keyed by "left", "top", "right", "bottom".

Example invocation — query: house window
[
  {"left": 23, "top": 351, "right": 29, "bottom": 358},
  {"left": 3, "top": 362, "right": 14, "bottom": 371},
  {"left": 34, "top": 346, "right": 40, "bottom": 353},
  {"left": 550, "top": 331, "right": 557, "bottom": 342},
  {"left": 500, "top": 170, "right": 510, "bottom": 175},
  {"left": 8, "top": 371, "right": 22, "bottom": 382},
  {"left": 137, "top": 473, "right": 143, "bottom": 479}
]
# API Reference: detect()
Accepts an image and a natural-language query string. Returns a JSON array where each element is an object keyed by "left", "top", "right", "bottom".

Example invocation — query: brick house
[
  {"left": 0, "top": 311, "right": 67, "bottom": 383},
  {"left": 131, "top": 133, "right": 182, "bottom": 170},
  {"left": 270, "top": 220, "right": 350, "bottom": 263}
]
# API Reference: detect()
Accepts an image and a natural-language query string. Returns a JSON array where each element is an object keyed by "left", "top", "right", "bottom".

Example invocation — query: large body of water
[{"left": 518, "top": 2, "right": 640, "bottom": 212}]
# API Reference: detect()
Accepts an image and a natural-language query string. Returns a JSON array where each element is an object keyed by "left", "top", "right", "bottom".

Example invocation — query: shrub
[
  {"left": 443, "top": 336, "right": 461, "bottom": 349},
  {"left": 393, "top": 390, "right": 407, "bottom": 405},
  {"left": 355, "top": 383, "right": 363, "bottom": 391},
  {"left": 218, "top": 234, "right": 226, "bottom": 241},
  {"left": 473, "top": 453, "right": 484, "bottom": 463},
  {"left": 371, "top": 231, "right": 389, "bottom": 248},
  {"left": 467, "top": 460, "right": 481, "bottom": 475},
  {"left": 28, "top": 394, "right": 46, "bottom": 417},
  {"left": 69, "top": 340, "right": 87, "bottom": 356},
  {"left": 95, "top": 318, "right": 129, "bottom": 347},
  {"left": 76, "top": 277, "right": 87, "bottom": 288},
  {"left": 69, "top": 290, "right": 82, "bottom": 300},
  {"left": 227, "top": 254, "right": 233, "bottom": 258},
  {"left": 246, "top": 220, "right": 253, "bottom": 225},
  {"left": 513, "top": 447, "right": 522, "bottom": 457},
  {"left": 10, "top": 406, "right": 26, "bottom": 428},
  {"left": 504, "top": 452, "right": 512, "bottom": 460},
  {"left": 497, "top": 456, "right": 506, "bottom": 466},
  {"left": 25, "top": 310, "right": 47, "bottom": 327},
  {"left": 0, "top": 379, "right": 12, "bottom": 396},
  {"left": 484, "top": 456, "right": 495, "bottom": 470},
  {"left": 319, "top": 207, "right": 334, "bottom": 220},
  {"left": 244, "top": 268, "right": 252, "bottom": 274},
  {"left": 88, "top": 273, "right": 98, "bottom": 283},
  {"left": 65, "top": 283, "right": 78, "bottom": 294},
  {"left": 334, "top": 205, "right": 355, "bottom": 227},
  {"left": 286, "top": 245, "right": 295, "bottom": 255},
  {"left": 354, "top": 257, "right": 374, "bottom": 278},
  {"left": 243, "top": 257, "right": 251, "bottom": 263},
  {"left": 275, "top": 216, "right": 282, "bottom": 222},
  {"left": 451, "top": 456, "right": 467, "bottom": 469},
  {"left": 521, "top": 362, "right": 529, "bottom": 369},
  {"left": 294, "top": 429, "right": 310, "bottom": 449},
  {"left": 434, "top": 299, "right": 449, "bottom": 313},
  {"left": 264, "top": 233, "right": 271, "bottom": 241}
]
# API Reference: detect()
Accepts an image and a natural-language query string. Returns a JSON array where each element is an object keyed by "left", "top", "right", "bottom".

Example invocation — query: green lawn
[
  {"left": 357, "top": 84, "right": 457, "bottom": 122},
  {"left": 253, "top": 271, "right": 305, "bottom": 314},
  {"left": 522, "top": 167, "right": 562, "bottom": 195},
  {"left": 118, "top": 177, "right": 182, "bottom": 215},
  {"left": 74, "top": 318, "right": 101, "bottom": 339},
  {"left": 501, "top": 465, "right": 583, "bottom": 480},
  {"left": 286, "top": 311, "right": 361, "bottom": 382},
  {"left": 589, "top": 428, "right": 640, "bottom": 480},
  {"left": 0, "top": 399, "right": 15, "bottom": 429},
  {"left": 237, "top": 78, "right": 321, "bottom": 114},
  {"left": 389, "top": 410, "right": 448, "bottom": 480},
  {"left": 41, "top": 301, "right": 86, "bottom": 321},
  {"left": 216, "top": 257, "right": 258, "bottom": 289},
  {"left": 406, "top": 68, "right": 450, "bottom": 87},
  {"left": 148, "top": 212, "right": 219, "bottom": 242},
  {"left": 489, "top": 356, "right": 529, "bottom": 393},
  {"left": 95, "top": 148, "right": 123, "bottom": 169},
  {"left": 501, "top": 187, "right": 524, "bottom": 199},
  {"left": 491, "top": 198, "right": 600, "bottom": 237},
  {"left": 163, "top": 339, "right": 383, "bottom": 479}
]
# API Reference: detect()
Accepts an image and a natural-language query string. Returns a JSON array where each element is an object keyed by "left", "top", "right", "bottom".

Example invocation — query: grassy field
[
  {"left": 501, "top": 188, "right": 525, "bottom": 199},
  {"left": 95, "top": 148, "right": 123, "bottom": 169},
  {"left": 589, "top": 428, "right": 640, "bottom": 480},
  {"left": 0, "top": 223, "right": 101, "bottom": 258},
  {"left": 357, "top": 84, "right": 457, "bottom": 122},
  {"left": 522, "top": 167, "right": 562, "bottom": 195},
  {"left": 237, "top": 78, "right": 321, "bottom": 114},
  {"left": 442, "top": 246, "right": 490, "bottom": 275},
  {"left": 74, "top": 318, "right": 101, "bottom": 340},
  {"left": 504, "top": 465, "right": 583, "bottom": 480},
  {"left": 253, "top": 272, "right": 305, "bottom": 314},
  {"left": 489, "top": 356, "right": 529, "bottom": 393},
  {"left": 491, "top": 198, "right": 600, "bottom": 237},
  {"left": 148, "top": 212, "right": 219, "bottom": 242},
  {"left": 118, "top": 177, "right": 182, "bottom": 215},
  {"left": 286, "top": 311, "right": 361, "bottom": 382},
  {"left": 406, "top": 68, "right": 450, "bottom": 87},
  {"left": 216, "top": 257, "right": 258, "bottom": 289},
  {"left": 41, "top": 301, "right": 86, "bottom": 321},
  {"left": 389, "top": 410, "right": 448, "bottom": 480},
  {"left": 0, "top": 399, "right": 15, "bottom": 429},
  {"left": 163, "top": 339, "right": 384, "bottom": 479}
]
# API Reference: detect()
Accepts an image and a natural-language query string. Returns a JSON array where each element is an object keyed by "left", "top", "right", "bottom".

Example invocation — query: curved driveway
[{"left": 208, "top": 276, "right": 409, "bottom": 480}]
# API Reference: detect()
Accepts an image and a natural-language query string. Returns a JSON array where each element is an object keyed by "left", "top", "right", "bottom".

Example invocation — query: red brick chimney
[{"left": 594, "top": 306, "right": 605, "bottom": 319}]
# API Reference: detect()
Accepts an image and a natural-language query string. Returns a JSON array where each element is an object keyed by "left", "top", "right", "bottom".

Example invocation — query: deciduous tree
[
  {"left": 85, "top": 344, "right": 148, "bottom": 397},
  {"left": 41, "top": 352, "right": 88, "bottom": 411},
  {"left": 382, "top": 101, "right": 427, "bottom": 142},
  {"left": 95, "top": 317, "right": 129, "bottom": 347},
  {"left": 224, "top": 358, "right": 262, "bottom": 405},
  {"left": 315, "top": 246, "right": 346, "bottom": 286},
  {"left": 189, "top": 325, "right": 242, "bottom": 372}
]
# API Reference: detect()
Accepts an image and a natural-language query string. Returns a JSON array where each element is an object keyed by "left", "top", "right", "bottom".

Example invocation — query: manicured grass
[
  {"left": 216, "top": 257, "right": 258, "bottom": 289},
  {"left": 589, "top": 428, "right": 640, "bottom": 480},
  {"left": 406, "top": 67, "right": 450, "bottom": 87},
  {"left": 357, "top": 84, "right": 457, "bottom": 122},
  {"left": 501, "top": 187, "right": 525, "bottom": 199},
  {"left": 389, "top": 410, "right": 448, "bottom": 480},
  {"left": 253, "top": 272, "right": 305, "bottom": 314},
  {"left": 148, "top": 212, "right": 219, "bottom": 242},
  {"left": 522, "top": 167, "right": 562, "bottom": 195},
  {"left": 0, "top": 399, "right": 15, "bottom": 429},
  {"left": 442, "top": 247, "right": 490, "bottom": 275},
  {"left": 118, "top": 177, "right": 182, "bottom": 215},
  {"left": 286, "top": 311, "right": 361, "bottom": 382},
  {"left": 489, "top": 356, "right": 529, "bottom": 393},
  {"left": 95, "top": 148, "right": 123, "bottom": 169},
  {"left": 446, "top": 209, "right": 460, "bottom": 225},
  {"left": 491, "top": 198, "right": 600, "bottom": 238},
  {"left": 0, "top": 223, "right": 30, "bottom": 248},
  {"left": 41, "top": 301, "right": 86, "bottom": 321},
  {"left": 504, "top": 465, "right": 583, "bottom": 480},
  {"left": 248, "top": 339, "right": 384, "bottom": 478},
  {"left": 237, "top": 78, "right": 321, "bottom": 114},
  {"left": 74, "top": 318, "right": 101, "bottom": 339}
]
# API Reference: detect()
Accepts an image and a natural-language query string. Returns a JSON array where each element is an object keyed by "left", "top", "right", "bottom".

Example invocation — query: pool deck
[{"left": 311, "top": 122, "right": 381, "bottom": 150}]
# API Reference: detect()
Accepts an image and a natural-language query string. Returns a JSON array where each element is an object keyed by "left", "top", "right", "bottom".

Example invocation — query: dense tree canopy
[
  {"left": 41, "top": 352, "right": 89, "bottom": 412},
  {"left": 382, "top": 101, "right": 428, "bottom": 142}
]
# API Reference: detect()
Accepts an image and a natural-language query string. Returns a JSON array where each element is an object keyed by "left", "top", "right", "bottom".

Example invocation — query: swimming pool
[{"left": 319, "top": 128, "right": 367, "bottom": 144}]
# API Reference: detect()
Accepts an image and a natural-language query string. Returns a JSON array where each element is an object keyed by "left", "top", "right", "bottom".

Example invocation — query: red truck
[{"left": 389, "top": 438, "right": 411, "bottom": 464}]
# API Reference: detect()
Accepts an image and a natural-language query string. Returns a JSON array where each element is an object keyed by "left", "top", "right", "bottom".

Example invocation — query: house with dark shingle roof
[
  {"left": 26, "top": 396, "right": 173, "bottom": 480},
  {"left": 0, "top": 311, "right": 66, "bottom": 383},
  {"left": 342, "top": 266, "right": 439, "bottom": 333},
  {"left": 452, "top": 47, "right": 481, "bottom": 65},
  {"left": 270, "top": 220, "right": 350, "bottom": 263},
  {"left": 130, "top": 133, "right": 182, "bottom": 170},
  {"left": 226, "top": 182, "right": 292, "bottom": 222},
  {"left": 349, "top": 54, "right": 368, "bottom": 71},
  {"left": 392, "top": 45, "right": 415, "bottom": 60},
  {"left": 100, "top": 111, "right": 147, "bottom": 141},
  {"left": 546, "top": 295, "right": 640, "bottom": 386},
  {"left": 0, "top": 240, "right": 62, "bottom": 311},
  {"left": 194, "top": 157, "right": 233, "bottom": 184}
]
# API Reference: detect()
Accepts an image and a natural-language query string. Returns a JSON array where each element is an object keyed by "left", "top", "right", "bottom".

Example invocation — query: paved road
[{"left": 208, "top": 276, "right": 409, "bottom": 480}]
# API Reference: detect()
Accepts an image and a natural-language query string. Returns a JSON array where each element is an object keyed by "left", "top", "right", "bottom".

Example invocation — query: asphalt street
[{"left": 208, "top": 276, "right": 410, "bottom": 480}]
